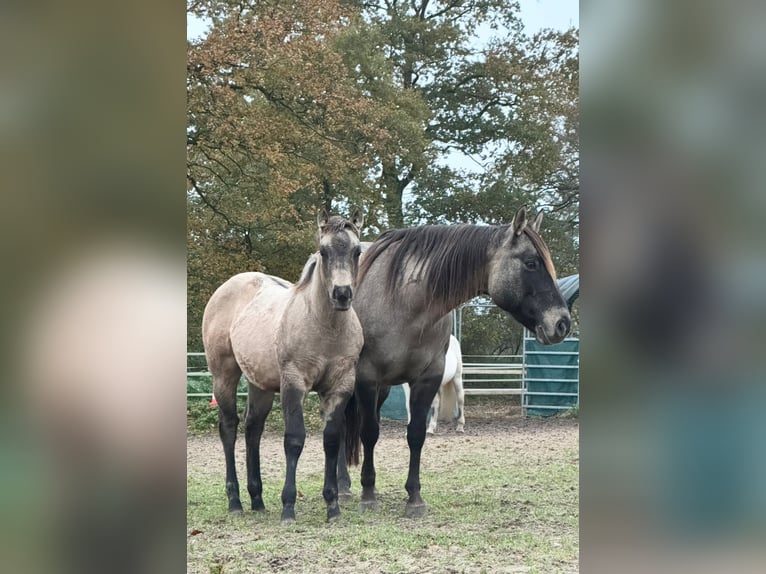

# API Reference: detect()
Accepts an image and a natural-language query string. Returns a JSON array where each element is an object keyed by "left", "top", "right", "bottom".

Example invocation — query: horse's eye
[
  {"left": 524, "top": 259, "right": 539, "bottom": 271},
  {"left": 353, "top": 247, "right": 361, "bottom": 258},
  {"left": 319, "top": 247, "right": 328, "bottom": 258}
]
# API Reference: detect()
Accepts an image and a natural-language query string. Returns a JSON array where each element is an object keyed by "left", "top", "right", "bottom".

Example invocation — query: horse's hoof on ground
[
  {"left": 280, "top": 509, "right": 296, "bottom": 523},
  {"left": 426, "top": 429, "right": 435, "bottom": 435},
  {"left": 228, "top": 502, "right": 244, "bottom": 515},
  {"left": 327, "top": 508, "right": 341, "bottom": 522},
  {"left": 358, "top": 499, "right": 378, "bottom": 512},
  {"left": 456, "top": 426, "right": 465, "bottom": 433},
  {"left": 404, "top": 503, "right": 428, "bottom": 518},
  {"left": 338, "top": 490, "right": 353, "bottom": 503}
]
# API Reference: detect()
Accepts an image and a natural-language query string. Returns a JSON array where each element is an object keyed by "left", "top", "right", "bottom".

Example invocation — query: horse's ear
[
  {"left": 317, "top": 208, "right": 330, "bottom": 230},
  {"left": 530, "top": 211, "right": 544, "bottom": 233},
  {"left": 512, "top": 206, "right": 528, "bottom": 236},
  {"left": 349, "top": 206, "right": 364, "bottom": 232}
]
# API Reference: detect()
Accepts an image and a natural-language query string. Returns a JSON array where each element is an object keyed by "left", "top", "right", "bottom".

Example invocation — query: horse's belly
[
  {"left": 233, "top": 340, "right": 281, "bottom": 392},
  {"left": 358, "top": 343, "right": 440, "bottom": 386}
]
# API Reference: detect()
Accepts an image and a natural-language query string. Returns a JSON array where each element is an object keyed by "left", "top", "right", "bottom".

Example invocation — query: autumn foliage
[{"left": 187, "top": 0, "right": 578, "bottom": 349}]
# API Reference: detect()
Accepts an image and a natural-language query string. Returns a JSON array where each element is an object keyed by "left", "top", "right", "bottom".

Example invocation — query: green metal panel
[
  {"left": 524, "top": 337, "right": 579, "bottom": 416},
  {"left": 380, "top": 385, "right": 408, "bottom": 420}
]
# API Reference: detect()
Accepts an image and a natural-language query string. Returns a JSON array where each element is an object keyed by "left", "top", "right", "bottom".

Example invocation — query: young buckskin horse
[
  {"left": 339, "top": 207, "right": 571, "bottom": 517},
  {"left": 202, "top": 208, "right": 364, "bottom": 522}
]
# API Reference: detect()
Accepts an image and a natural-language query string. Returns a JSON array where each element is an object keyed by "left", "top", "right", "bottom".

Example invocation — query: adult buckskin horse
[
  {"left": 203, "top": 209, "right": 364, "bottom": 522},
  {"left": 339, "top": 207, "right": 570, "bottom": 517}
]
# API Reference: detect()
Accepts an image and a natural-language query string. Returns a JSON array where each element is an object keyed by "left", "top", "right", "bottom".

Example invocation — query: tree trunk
[
  {"left": 321, "top": 179, "right": 333, "bottom": 212},
  {"left": 381, "top": 164, "right": 405, "bottom": 229}
]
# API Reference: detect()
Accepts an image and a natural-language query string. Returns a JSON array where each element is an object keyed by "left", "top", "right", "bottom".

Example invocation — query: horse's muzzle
[
  {"left": 332, "top": 286, "right": 352, "bottom": 310},
  {"left": 535, "top": 312, "right": 571, "bottom": 344}
]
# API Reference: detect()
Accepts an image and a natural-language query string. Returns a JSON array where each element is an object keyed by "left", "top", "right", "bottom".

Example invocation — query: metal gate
[{"left": 522, "top": 331, "right": 580, "bottom": 416}]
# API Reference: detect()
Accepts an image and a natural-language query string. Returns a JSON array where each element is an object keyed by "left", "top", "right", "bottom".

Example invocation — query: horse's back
[{"left": 203, "top": 272, "right": 289, "bottom": 374}]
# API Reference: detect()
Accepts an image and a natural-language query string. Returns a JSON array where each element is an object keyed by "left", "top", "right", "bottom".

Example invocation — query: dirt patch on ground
[
  {"left": 188, "top": 406, "right": 578, "bottom": 574},
  {"left": 187, "top": 410, "right": 578, "bottom": 484}
]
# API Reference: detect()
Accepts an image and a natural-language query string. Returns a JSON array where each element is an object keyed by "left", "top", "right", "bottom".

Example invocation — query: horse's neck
[{"left": 409, "top": 253, "right": 491, "bottom": 322}]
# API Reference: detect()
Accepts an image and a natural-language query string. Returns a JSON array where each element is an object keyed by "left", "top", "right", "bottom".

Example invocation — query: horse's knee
[
  {"left": 323, "top": 426, "right": 342, "bottom": 453},
  {"left": 283, "top": 432, "right": 305, "bottom": 458},
  {"left": 218, "top": 412, "right": 239, "bottom": 437},
  {"left": 406, "top": 425, "right": 427, "bottom": 450},
  {"left": 360, "top": 418, "right": 379, "bottom": 446}
]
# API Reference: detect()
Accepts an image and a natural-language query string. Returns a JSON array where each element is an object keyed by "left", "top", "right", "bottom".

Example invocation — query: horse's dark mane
[{"left": 358, "top": 224, "right": 505, "bottom": 313}]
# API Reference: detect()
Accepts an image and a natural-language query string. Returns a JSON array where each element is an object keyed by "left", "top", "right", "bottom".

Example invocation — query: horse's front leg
[
  {"left": 405, "top": 374, "right": 442, "bottom": 518},
  {"left": 279, "top": 372, "right": 306, "bottom": 522},
  {"left": 319, "top": 376, "right": 354, "bottom": 521}
]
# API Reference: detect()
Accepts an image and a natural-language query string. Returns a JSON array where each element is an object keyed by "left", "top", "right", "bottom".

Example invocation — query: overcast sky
[{"left": 187, "top": 0, "right": 578, "bottom": 41}]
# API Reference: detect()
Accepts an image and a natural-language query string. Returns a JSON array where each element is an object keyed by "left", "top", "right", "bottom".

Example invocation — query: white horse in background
[{"left": 403, "top": 335, "right": 465, "bottom": 434}]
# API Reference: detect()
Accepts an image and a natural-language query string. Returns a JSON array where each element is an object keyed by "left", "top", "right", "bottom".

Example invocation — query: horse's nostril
[{"left": 555, "top": 318, "right": 570, "bottom": 338}]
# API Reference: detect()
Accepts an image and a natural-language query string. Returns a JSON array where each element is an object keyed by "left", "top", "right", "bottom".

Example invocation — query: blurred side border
[{"left": 582, "top": 1, "right": 766, "bottom": 572}]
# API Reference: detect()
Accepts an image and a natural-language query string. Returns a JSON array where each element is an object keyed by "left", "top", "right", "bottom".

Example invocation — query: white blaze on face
[{"left": 321, "top": 229, "right": 358, "bottom": 289}]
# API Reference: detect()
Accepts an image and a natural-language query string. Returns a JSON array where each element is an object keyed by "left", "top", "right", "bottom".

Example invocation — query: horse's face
[
  {"left": 317, "top": 207, "right": 364, "bottom": 311},
  {"left": 487, "top": 207, "right": 571, "bottom": 344}
]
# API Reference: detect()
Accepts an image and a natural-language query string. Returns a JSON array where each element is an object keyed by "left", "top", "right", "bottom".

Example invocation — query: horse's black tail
[{"left": 344, "top": 392, "right": 361, "bottom": 466}]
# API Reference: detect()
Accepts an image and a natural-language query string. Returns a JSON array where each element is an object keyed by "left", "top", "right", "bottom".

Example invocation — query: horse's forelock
[
  {"left": 523, "top": 227, "right": 557, "bottom": 281},
  {"left": 320, "top": 215, "right": 359, "bottom": 238}
]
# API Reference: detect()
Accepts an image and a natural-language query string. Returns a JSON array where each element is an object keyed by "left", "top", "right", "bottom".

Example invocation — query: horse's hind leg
[
  {"left": 426, "top": 388, "right": 440, "bottom": 435},
  {"left": 357, "top": 383, "right": 387, "bottom": 512},
  {"left": 336, "top": 421, "right": 352, "bottom": 501},
  {"left": 212, "top": 358, "right": 244, "bottom": 514},
  {"left": 405, "top": 374, "right": 442, "bottom": 518},
  {"left": 279, "top": 372, "right": 306, "bottom": 522},
  {"left": 245, "top": 385, "right": 274, "bottom": 512},
  {"left": 454, "top": 374, "right": 466, "bottom": 433},
  {"left": 319, "top": 383, "right": 354, "bottom": 521}
]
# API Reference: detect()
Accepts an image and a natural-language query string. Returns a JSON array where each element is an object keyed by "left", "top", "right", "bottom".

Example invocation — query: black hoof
[
  {"left": 404, "top": 502, "right": 428, "bottom": 518},
  {"left": 281, "top": 507, "right": 296, "bottom": 523},
  {"left": 338, "top": 490, "right": 353, "bottom": 503},
  {"left": 327, "top": 505, "right": 341, "bottom": 522},
  {"left": 359, "top": 499, "right": 378, "bottom": 512},
  {"left": 228, "top": 501, "right": 244, "bottom": 515}
]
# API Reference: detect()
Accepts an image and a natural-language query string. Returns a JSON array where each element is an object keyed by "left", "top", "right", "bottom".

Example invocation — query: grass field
[{"left": 187, "top": 400, "right": 578, "bottom": 573}]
